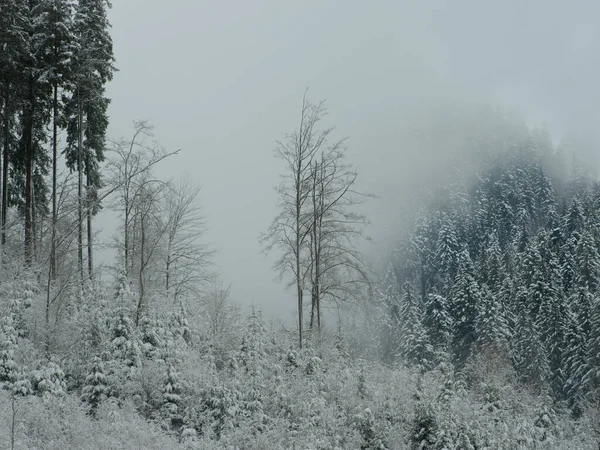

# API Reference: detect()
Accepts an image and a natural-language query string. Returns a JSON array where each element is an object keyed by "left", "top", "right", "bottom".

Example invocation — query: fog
[{"left": 100, "top": 0, "right": 600, "bottom": 321}]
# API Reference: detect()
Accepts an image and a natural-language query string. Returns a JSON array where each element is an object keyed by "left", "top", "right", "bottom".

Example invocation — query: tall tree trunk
[
  {"left": 51, "top": 82, "right": 58, "bottom": 278},
  {"left": 1, "top": 80, "right": 7, "bottom": 249},
  {"left": 86, "top": 171, "right": 93, "bottom": 279},
  {"left": 165, "top": 253, "right": 171, "bottom": 292},
  {"left": 136, "top": 213, "right": 145, "bottom": 326},
  {"left": 124, "top": 202, "right": 129, "bottom": 276},
  {"left": 296, "top": 149, "right": 303, "bottom": 348},
  {"left": 23, "top": 77, "right": 34, "bottom": 265},
  {"left": 77, "top": 86, "right": 84, "bottom": 282}
]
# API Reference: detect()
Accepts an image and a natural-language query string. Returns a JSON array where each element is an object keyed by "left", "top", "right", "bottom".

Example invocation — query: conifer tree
[
  {"left": 475, "top": 284, "right": 510, "bottom": 352},
  {"left": 512, "top": 309, "right": 550, "bottom": 391},
  {"left": 398, "top": 282, "right": 433, "bottom": 368},
  {"left": 64, "top": 0, "right": 115, "bottom": 279},
  {"left": 35, "top": 0, "right": 76, "bottom": 276},
  {"left": 31, "top": 358, "right": 67, "bottom": 398},
  {"left": 161, "top": 363, "right": 184, "bottom": 430},
  {"left": 450, "top": 249, "right": 481, "bottom": 366},
  {"left": 423, "top": 290, "right": 452, "bottom": 354},
  {"left": 81, "top": 355, "right": 109, "bottom": 417},
  {"left": 0, "top": 0, "right": 29, "bottom": 248},
  {"left": 435, "top": 215, "right": 460, "bottom": 289},
  {"left": 575, "top": 230, "right": 600, "bottom": 293},
  {"left": 0, "top": 315, "right": 18, "bottom": 388},
  {"left": 15, "top": 0, "right": 54, "bottom": 262}
]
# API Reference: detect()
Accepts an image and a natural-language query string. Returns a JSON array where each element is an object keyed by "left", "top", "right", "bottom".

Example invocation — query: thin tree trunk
[
  {"left": 296, "top": 141, "right": 303, "bottom": 348},
  {"left": 165, "top": 253, "right": 171, "bottom": 292},
  {"left": 136, "top": 213, "right": 145, "bottom": 326},
  {"left": 77, "top": 86, "right": 84, "bottom": 283},
  {"left": 124, "top": 203, "right": 129, "bottom": 275},
  {"left": 45, "top": 253, "right": 52, "bottom": 353},
  {"left": 32, "top": 187, "right": 37, "bottom": 262},
  {"left": 297, "top": 282, "right": 303, "bottom": 348},
  {"left": 51, "top": 82, "right": 58, "bottom": 278},
  {"left": 1, "top": 80, "right": 9, "bottom": 248},
  {"left": 86, "top": 171, "right": 93, "bottom": 279},
  {"left": 10, "top": 393, "right": 16, "bottom": 450},
  {"left": 24, "top": 77, "right": 34, "bottom": 265}
]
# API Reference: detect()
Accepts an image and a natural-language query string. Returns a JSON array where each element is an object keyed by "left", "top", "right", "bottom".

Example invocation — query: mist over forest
[{"left": 2, "top": 1, "right": 600, "bottom": 449}]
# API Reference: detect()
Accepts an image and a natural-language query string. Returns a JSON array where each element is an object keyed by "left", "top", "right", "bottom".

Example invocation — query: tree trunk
[
  {"left": 296, "top": 150, "right": 303, "bottom": 348},
  {"left": 77, "top": 86, "right": 84, "bottom": 283},
  {"left": 297, "top": 282, "right": 303, "bottom": 349},
  {"left": 1, "top": 80, "right": 7, "bottom": 249},
  {"left": 51, "top": 81, "right": 58, "bottom": 278},
  {"left": 23, "top": 77, "right": 34, "bottom": 265},
  {"left": 136, "top": 213, "right": 145, "bottom": 326},
  {"left": 124, "top": 203, "right": 129, "bottom": 276},
  {"left": 165, "top": 253, "right": 171, "bottom": 292},
  {"left": 86, "top": 171, "right": 93, "bottom": 279}
]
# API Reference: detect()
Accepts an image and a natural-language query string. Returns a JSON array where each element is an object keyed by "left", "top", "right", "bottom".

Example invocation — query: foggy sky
[{"left": 101, "top": 0, "right": 600, "bottom": 321}]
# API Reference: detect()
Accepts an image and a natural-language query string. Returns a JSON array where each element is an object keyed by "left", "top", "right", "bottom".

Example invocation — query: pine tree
[
  {"left": 564, "top": 309, "right": 588, "bottom": 417},
  {"left": 31, "top": 358, "right": 67, "bottom": 398},
  {"left": 35, "top": 0, "right": 76, "bottom": 277},
  {"left": 435, "top": 215, "right": 460, "bottom": 288},
  {"left": 583, "top": 296, "right": 600, "bottom": 408},
  {"left": 536, "top": 255, "right": 568, "bottom": 400},
  {"left": 575, "top": 230, "right": 600, "bottom": 293},
  {"left": 161, "top": 364, "right": 184, "bottom": 430},
  {"left": 482, "top": 230, "right": 503, "bottom": 290},
  {"left": 0, "top": 0, "right": 29, "bottom": 248},
  {"left": 169, "top": 303, "right": 191, "bottom": 345},
  {"left": 512, "top": 308, "right": 550, "bottom": 391},
  {"left": 423, "top": 291, "right": 452, "bottom": 353},
  {"left": 0, "top": 315, "right": 18, "bottom": 388},
  {"left": 110, "top": 307, "right": 141, "bottom": 376},
  {"left": 381, "top": 263, "right": 401, "bottom": 361},
  {"left": 64, "top": 0, "right": 115, "bottom": 278},
  {"left": 563, "top": 197, "right": 584, "bottom": 241},
  {"left": 450, "top": 249, "right": 481, "bottom": 367},
  {"left": 81, "top": 355, "right": 109, "bottom": 417},
  {"left": 139, "top": 315, "right": 162, "bottom": 359},
  {"left": 397, "top": 282, "right": 433, "bottom": 368},
  {"left": 14, "top": 0, "right": 54, "bottom": 262},
  {"left": 475, "top": 284, "right": 510, "bottom": 352}
]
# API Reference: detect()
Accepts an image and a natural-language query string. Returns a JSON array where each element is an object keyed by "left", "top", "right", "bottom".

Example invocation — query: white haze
[{"left": 98, "top": 0, "right": 600, "bottom": 322}]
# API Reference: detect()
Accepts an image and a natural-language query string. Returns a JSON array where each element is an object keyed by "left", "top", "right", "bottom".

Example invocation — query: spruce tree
[
  {"left": 35, "top": 0, "right": 76, "bottom": 277},
  {"left": 0, "top": 0, "right": 29, "bottom": 248},
  {"left": 423, "top": 291, "right": 452, "bottom": 353},
  {"left": 435, "top": 215, "right": 460, "bottom": 289},
  {"left": 398, "top": 282, "right": 433, "bottom": 368},
  {"left": 575, "top": 230, "right": 600, "bottom": 293},
  {"left": 161, "top": 364, "right": 184, "bottom": 430},
  {"left": 64, "top": 0, "right": 115, "bottom": 278},
  {"left": 0, "top": 315, "right": 18, "bottom": 388},
  {"left": 450, "top": 249, "right": 481, "bottom": 367},
  {"left": 81, "top": 355, "right": 109, "bottom": 417},
  {"left": 15, "top": 0, "right": 53, "bottom": 262},
  {"left": 475, "top": 284, "right": 510, "bottom": 352},
  {"left": 512, "top": 308, "right": 550, "bottom": 391}
]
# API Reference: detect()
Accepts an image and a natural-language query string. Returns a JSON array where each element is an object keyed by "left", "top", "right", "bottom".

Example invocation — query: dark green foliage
[{"left": 381, "top": 120, "right": 600, "bottom": 415}]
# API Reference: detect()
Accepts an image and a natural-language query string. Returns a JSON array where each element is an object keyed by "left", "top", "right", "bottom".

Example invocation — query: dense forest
[{"left": 2, "top": 1, "right": 600, "bottom": 449}]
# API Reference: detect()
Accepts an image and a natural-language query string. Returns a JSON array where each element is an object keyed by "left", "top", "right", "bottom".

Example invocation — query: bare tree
[
  {"left": 260, "top": 91, "right": 335, "bottom": 348},
  {"left": 162, "top": 177, "right": 215, "bottom": 303},
  {"left": 307, "top": 145, "right": 372, "bottom": 332},
  {"left": 131, "top": 173, "right": 167, "bottom": 325},
  {"left": 105, "top": 121, "right": 178, "bottom": 277},
  {"left": 202, "top": 280, "right": 235, "bottom": 338}
]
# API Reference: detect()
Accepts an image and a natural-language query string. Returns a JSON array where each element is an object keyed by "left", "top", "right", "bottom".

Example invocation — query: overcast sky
[{"left": 101, "top": 0, "right": 600, "bottom": 321}]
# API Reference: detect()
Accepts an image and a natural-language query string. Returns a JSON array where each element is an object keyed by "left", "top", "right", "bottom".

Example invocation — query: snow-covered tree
[{"left": 81, "top": 355, "right": 109, "bottom": 417}]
